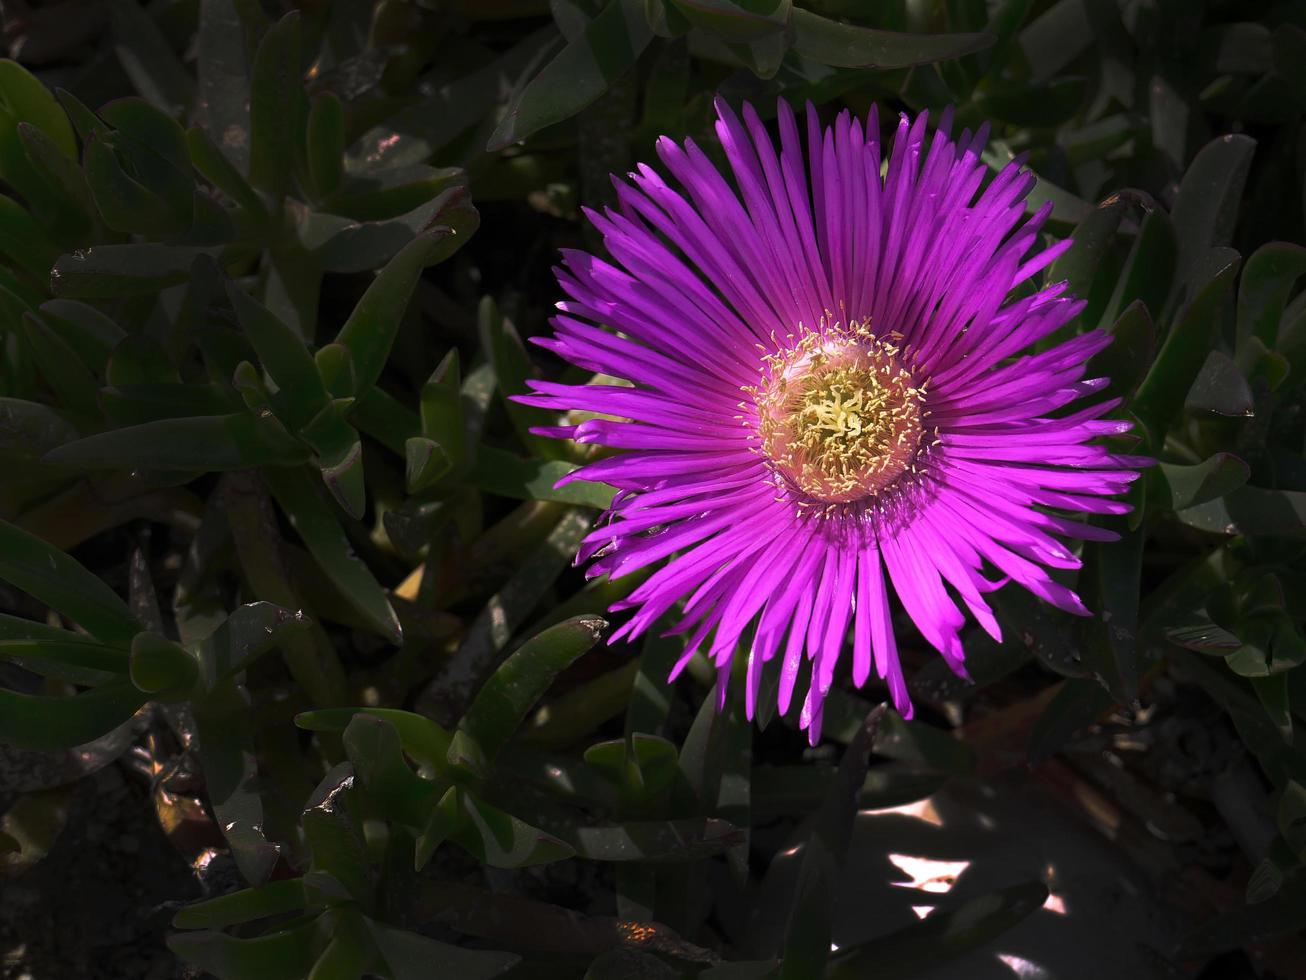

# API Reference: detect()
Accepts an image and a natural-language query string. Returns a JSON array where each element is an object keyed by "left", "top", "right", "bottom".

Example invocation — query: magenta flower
[{"left": 519, "top": 99, "right": 1147, "bottom": 743}]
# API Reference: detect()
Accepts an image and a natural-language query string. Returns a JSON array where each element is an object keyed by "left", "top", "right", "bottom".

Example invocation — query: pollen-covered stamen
[{"left": 754, "top": 326, "right": 926, "bottom": 504}]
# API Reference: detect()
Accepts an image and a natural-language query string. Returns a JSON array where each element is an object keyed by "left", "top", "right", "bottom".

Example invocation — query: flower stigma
[{"left": 753, "top": 323, "right": 926, "bottom": 504}]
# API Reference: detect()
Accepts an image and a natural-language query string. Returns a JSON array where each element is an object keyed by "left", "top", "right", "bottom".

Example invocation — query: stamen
[{"left": 750, "top": 321, "right": 926, "bottom": 505}]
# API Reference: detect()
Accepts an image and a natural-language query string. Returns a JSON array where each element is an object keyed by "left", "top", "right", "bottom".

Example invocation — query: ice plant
[{"left": 520, "top": 98, "right": 1147, "bottom": 743}]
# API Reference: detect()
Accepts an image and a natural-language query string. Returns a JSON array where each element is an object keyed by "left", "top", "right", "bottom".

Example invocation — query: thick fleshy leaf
[
  {"left": 468, "top": 446, "right": 615, "bottom": 508},
  {"left": 1132, "top": 247, "right": 1241, "bottom": 441},
  {"left": 1026, "top": 678, "right": 1115, "bottom": 763},
  {"left": 196, "top": 602, "right": 312, "bottom": 688},
  {"left": 50, "top": 244, "right": 203, "bottom": 298},
  {"left": 450, "top": 615, "right": 606, "bottom": 777},
  {"left": 174, "top": 880, "right": 309, "bottom": 931},
  {"left": 1158, "top": 454, "right": 1251, "bottom": 511},
  {"left": 186, "top": 124, "right": 265, "bottom": 218},
  {"left": 109, "top": 0, "right": 194, "bottom": 115},
  {"left": 332, "top": 231, "right": 450, "bottom": 396},
  {"left": 0, "top": 520, "right": 142, "bottom": 645},
  {"left": 825, "top": 881, "right": 1049, "bottom": 979},
  {"left": 167, "top": 920, "right": 321, "bottom": 980},
  {"left": 15, "top": 122, "right": 95, "bottom": 239},
  {"left": 296, "top": 708, "right": 453, "bottom": 773},
  {"left": 823, "top": 690, "right": 975, "bottom": 774},
  {"left": 790, "top": 9, "right": 992, "bottom": 67},
  {"left": 1079, "top": 520, "right": 1145, "bottom": 704},
  {"left": 0, "top": 194, "right": 62, "bottom": 281},
  {"left": 0, "top": 397, "right": 78, "bottom": 457},
  {"left": 304, "top": 185, "right": 477, "bottom": 274},
  {"left": 404, "top": 436, "right": 451, "bottom": 494},
  {"left": 366, "top": 919, "right": 519, "bottom": 980},
  {"left": 572, "top": 817, "right": 744, "bottom": 862},
  {"left": 298, "top": 398, "right": 366, "bottom": 519},
  {"left": 16, "top": 312, "right": 99, "bottom": 417},
  {"left": 1170, "top": 134, "right": 1255, "bottom": 296},
  {"left": 1176, "top": 486, "right": 1306, "bottom": 536},
  {"left": 1166, "top": 615, "right": 1242, "bottom": 655},
  {"left": 343, "top": 714, "right": 442, "bottom": 828},
  {"left": 479, "top": 297, "right": 562, "bottom": 459},
  {"left": 262, "top": 466, "right": 402, "bottom": 644},
  {"left": 0, "top": 636, "right": 126, "bottom": 684},
  {"left": 1097, "top": 208, "right": 1176, "bottom": 328},
  {"left": 976, "top": 77, "right": 1086, "bottom": 127},
  {"left": 1185, "top": 350, "right": 1253, "bottom": 416},
  {"left": 1279, "top": 780, "right": 1306, "bottom": 857},
  {"left": 0, "top": 59, "right": 79, "bottom": 217},
  {"left": 83, "top": 144, "right": 183, "bottom": 240},
  {"left": 0, "top": 681, "right": 145, "bottom": 750},
  {"left": 667, "top": 0, "right": 788, "bottom": 41},
  {"left": 1252, "top": 673, "right": 1292, "bottom": 742},
  {"left": 1018, "top": 0, "right": 1092, "bottom": 81},
  {"left": 776, "top": 707, "right": 885, "bottom": 976},
  {"left": 247, "top": 12, "right": 301, "bottom": 200},
  {"left": 45, "top": 412, "right": 307, "bottom": 470},
  {"left": 487, "top": 0, "right": 653, "bottom": 150},
  {"left": 1086, "top": 301, "right": 1155, "bottom": 400},
  {"left": 419, "top": 349, "right": 465, "bottom": 473},
  {"left": 129, "top": 631, "right": 198, "bottom": 695},
  {"left": 302, "top": 762, "right": 372, "bottom": 903},
  {"left": 417, "top": 508, "right": 593, "bottom": 723},
  {"left": 193, "top": 0, "right": 253, "bottom": 173},
  {"left": 1237, "top": 241, "right": 1306, "bottom": 348},
  {"left": 228, "top": 285, "right": 329, "bottom": 430},
  {"left": 466, "top": 794, "right": 576, "bottom": 867},
  {"left": 347, "top": 28, "right": 555, "bottom": 171},
  {"left": 305, "top": 92, "right": 345, "bottom": 199}
]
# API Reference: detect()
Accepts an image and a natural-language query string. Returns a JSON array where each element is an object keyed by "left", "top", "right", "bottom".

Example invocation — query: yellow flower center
[{"left": 754, "top": 327, "right": 925, "bottom": 504}]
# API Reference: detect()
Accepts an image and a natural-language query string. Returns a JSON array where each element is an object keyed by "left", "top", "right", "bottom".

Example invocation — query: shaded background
[{"left": 1, "top": 1, "right": 1304, "bottom": 978}]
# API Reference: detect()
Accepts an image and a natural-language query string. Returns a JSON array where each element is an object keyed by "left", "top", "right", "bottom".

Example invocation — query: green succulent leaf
[
  {"left": 247, "top": 12, "right": 302, "bottom": 201},
  {"left": 468, "top": 446, "right": 615, "bottom": 509},
  {"left": 45, "top": 412, "right": 307, "bottom": 470},
  {"left": 454, "top": 790, "right": 576, "bottom": 868},
  {"left": 50, "top": 244, "right": 204, "bottom": 299},
  {"left": 0, "top": 520, "right": 142, "bottom": 645},
  {"left": 332, "top": 230, "right": 455, "bottom": 398},
  {"left": 1132, "top": 247, "right": 1242, "bottom": 442},
  {"left": 263, "top": 466, "right": 402, "bottom": 644},
  {"left": 366, "top": 918, "right": 520, "bottom": 980},
  {"left": 1237, "top": 241, "right": 1306, "bottom": 349},
  {"left": 129, "top": 630, "right": 198, "bottom": 695},
  {"left": 305, "top": 92, "right": 345, "bottom": 199},
  {"left": 296, "top": 708, "right": 454, "bottom": 773},
  {"left": 451, "top": 615, "right": 607, "bottom": 777},
  {"left": 1158, "top": 454, "right": 1251, "bottom": 511},
  {"left": 488, "top": 0, "right": 653, "bottom": 150},
  {"left": 167, "top": 920, "right": 322, "bottom": 980},
  {"left": 196, "top": 602, "right": 312, "bottom": 688},
  {"left": 790, "top": 9, "right": 993, "bottom": 68},
  {"left": 1170, "top": 134, "right": 1255, "bottom": 298},
  {"left": 0, "top": 681, "right": 145, "bottom": 750},
  {"left": 826, "top": 880, "right": 1049, "bottom": 979},
  {"left": 1185, "top": 350, "right": 1254, "bottom": 417},
  {"left": 227, "top": 284, "right": 330, "bottom": 430}
]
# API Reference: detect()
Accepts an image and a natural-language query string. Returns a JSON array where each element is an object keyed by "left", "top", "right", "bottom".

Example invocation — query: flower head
[{"left": 519, "top": 98, "right": 1147, "bottom": 742}]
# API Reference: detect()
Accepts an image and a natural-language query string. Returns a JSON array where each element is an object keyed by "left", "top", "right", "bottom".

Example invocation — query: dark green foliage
[{"left": 1, "top": 1, "right": 1305, "bottom": 977}]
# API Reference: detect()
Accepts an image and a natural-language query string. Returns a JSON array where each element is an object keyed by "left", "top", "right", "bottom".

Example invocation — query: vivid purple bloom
[{"left": 519, "top": 98, "right": 1147, "bottom": 743}]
